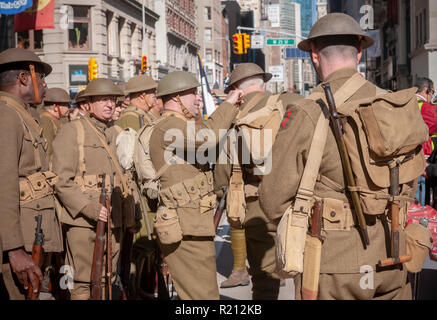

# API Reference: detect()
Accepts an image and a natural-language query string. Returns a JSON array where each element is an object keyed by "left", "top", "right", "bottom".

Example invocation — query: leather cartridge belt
[
  {"left": 316, "top": 197, "right": 407, "bottom": 231},
  {"left": 74, "top": 174, "right": 124, "bottom": 192},
  {"left": 19, "top": 171, "right": 58, "bottom": 204},
  {"left": 159, "top": 171, "right": 214, "bottom": 208}
]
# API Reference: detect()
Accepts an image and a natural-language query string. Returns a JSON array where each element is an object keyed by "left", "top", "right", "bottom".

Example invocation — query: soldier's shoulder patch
[{"left": 281, "top": 109, "right": 292, "bottom": 128}]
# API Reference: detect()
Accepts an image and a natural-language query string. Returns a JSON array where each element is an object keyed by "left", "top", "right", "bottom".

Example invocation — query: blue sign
[
  {"left": 0, "top": 0, "right": 32, "bottom": 15},
  {"left": 284, "top": 47, "right": 311, "bottom": 59}
]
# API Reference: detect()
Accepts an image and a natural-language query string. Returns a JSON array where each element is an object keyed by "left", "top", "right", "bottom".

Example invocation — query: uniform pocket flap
[
  {"left": 322, "top": 198, "right": 343, "bottom": 223},
  {"left": 27, "top": 172, "right": 47, "bottom": 191}
]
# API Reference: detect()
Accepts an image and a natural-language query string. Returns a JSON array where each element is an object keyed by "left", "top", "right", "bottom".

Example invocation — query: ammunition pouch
[
  {"left": 404, "top": 222, "right": 433, "bottom": 273},
  {"left": 156, "top": 171, "right": 216, "bottom": 241},
  {"left": 154, "top": 206, "right": 183, "bottom": 244},
  {"left": 73, "top": 174, "right": 124, "bottom": 193},
  {"left": 19, "top": 171, "right": 58, "bottom": 204}
]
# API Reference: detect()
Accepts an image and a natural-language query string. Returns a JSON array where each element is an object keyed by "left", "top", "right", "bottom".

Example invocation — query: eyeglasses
[{"left": 23, "top": 71, "right": 46, "bottom": 82}]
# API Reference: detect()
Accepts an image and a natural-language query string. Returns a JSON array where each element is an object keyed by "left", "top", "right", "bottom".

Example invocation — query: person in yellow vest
[
  {"left": 414, "top": 78, "right": 435, "bottom": 206},
  {"left": 39, "top": 87, "right": 71, "bottom": 156},
  {"left": 0, "top": 48, "right": 63, "bottom": 300}
]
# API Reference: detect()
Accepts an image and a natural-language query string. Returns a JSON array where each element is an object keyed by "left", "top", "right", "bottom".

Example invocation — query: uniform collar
[
  {"left": 125, "top": 104, "right": 147, "bottom": 114},
  {"left": 162, "top": 110, "right": 188, "bottom": 122},
  {"left": 324, "top": 66, "right": 359, "bottom": 83},
  {"left": 149, "top": 107, "right": 160, "bottom": 119},
  {"left": 240, "top": 91, "right": 267, "bottom": 111},
  {"left": 86, "top": 113, "right": 110, "bottom": 132},
  {"left": 0, "top": 91, "right": 31, "bottom": 111}
]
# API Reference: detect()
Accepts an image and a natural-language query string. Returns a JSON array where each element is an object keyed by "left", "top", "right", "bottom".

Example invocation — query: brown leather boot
[{"left": 220, "top": 268, "right": 250, "bottom": 288}]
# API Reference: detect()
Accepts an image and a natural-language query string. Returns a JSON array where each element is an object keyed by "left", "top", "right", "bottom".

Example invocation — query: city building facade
[{"left": 14, "top": 0, "right": 159, "bottom": 97}]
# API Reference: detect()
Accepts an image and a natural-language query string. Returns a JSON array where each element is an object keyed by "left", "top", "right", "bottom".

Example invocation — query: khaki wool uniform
[
  {"left": 52, "top": 114, "right": 131, "bottom": 299},
  {"left": 0, "top": 91, "right": 63, "bottom": 299},
  {"left": 149, "top": 102, "right": 238, "bottom": 300},
  {"left": 214, "top": 90, "right": 303, "bottom": 299},
  {"left": 116, "top": 104, "right": 157, "bottom": 132},
  {"left": 258, "top": 67, "right": 413, "bottom": 300},
  {"left": 116, "top": 104, "right": 158, "bottom": 239},
  {"left": 39, "top": 111, "right": 62, "bottom": 157}
]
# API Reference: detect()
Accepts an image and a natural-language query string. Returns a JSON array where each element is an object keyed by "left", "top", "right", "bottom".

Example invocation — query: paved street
[{"left": 214, "top": 213, "right": 294, "bottom": 300}]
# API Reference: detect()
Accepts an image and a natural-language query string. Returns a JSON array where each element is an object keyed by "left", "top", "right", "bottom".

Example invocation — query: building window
[
  {"left": 68, "top": 6, "right": 91, "bottom": 49},
  {"left": 205, "top": 48, "right": 212, "bottom": 61},
  {"left": 205, "top": 28, "right": 212, "bottom": 41},
  {"left": 16, "top": 30, "right": 43, "bottom": 51},
  {"left": 204, "top": 7, "right": 211, "bottom": 20}
]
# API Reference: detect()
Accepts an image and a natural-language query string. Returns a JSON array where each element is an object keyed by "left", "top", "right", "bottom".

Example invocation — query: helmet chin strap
[
  {"left": 29, "top": 64, "right": 40, "bottom": 104},
  {"left": 143, "top": 93, "right": 153, "bottom": 110},
  {"left": 176, "top": 95, "right": 194, "bottom": 119},
  {"left": 55, "top": 105, "right": 62, "bottom": 119}
]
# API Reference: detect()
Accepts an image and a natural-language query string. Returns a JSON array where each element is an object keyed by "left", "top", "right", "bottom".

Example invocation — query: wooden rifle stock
[
  {"left": 214, "top": 186, "right": 228, "bottom": 231},
  {"left": 302, "top": 201, "right": 324, "bottom": 300},
  {"left": 378, "top": 163, "right": 412, "bottom": 267},
  {"left": 106, "top": 175, "right": 114, "bottom": 300},
  {"left": 90, "top": 174, "right": 107, "bottom": 300},
  {"left": 320, "top": 82, "right": 370, "bottom": 249},
  {"left": 27, "top": 213, "right": 44, "bottom": 300}
]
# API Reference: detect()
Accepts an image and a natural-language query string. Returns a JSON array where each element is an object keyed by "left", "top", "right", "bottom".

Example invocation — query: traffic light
[
  {"left": 88, "top": 58, "right": 98, "bottom": 82},
  {"left": 233, "top": 33, "right": 243, "bottom": 55},
  {"left": 243, "top": 33, "right": 251, "bottom": 54},
  {"left": 141, "top": 55, "right": 147, "bottom": 73}
]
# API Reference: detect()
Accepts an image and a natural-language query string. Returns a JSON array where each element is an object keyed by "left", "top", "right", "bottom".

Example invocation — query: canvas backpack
[{"left": 226, "top": 93, "right": 285, "bottom": 226}]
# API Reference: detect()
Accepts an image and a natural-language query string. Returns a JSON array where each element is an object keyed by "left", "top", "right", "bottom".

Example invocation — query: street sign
[
  {"left": 266, "top": 38, "right": 295, "bottom": 46},
  {"left": 269, "top": 65, "right": 283, "bottom": 82},
  {"left": 251, "top": 35, "right": 264, "bottom": 49}
]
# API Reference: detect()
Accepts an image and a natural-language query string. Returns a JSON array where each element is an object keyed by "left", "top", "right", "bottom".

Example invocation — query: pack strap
[
  {"left": 73, "top": 120, "right": 86, "bottom": 176},
  {"left": 293, "top": 111, "right": 330, "bottom": 214},
  {"left": 0, "top": 95, "right": 42, "bottom": 170},
  {"left": 236, "top": 94, "right": 283, "bottom": 125},
  {"left": 306, "top": 73, "right": 367, "bottom": 107},
  {"left": 83, "top": 117, "right": 130, "bottom": 196}
]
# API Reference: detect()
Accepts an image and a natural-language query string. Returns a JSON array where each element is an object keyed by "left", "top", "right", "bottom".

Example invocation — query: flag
[
  {"left": 197, "top": 51, "right": 216, "bottom": 118},
  {"left": 0, "top": 0, "right": 32, "bottom": 15},
  {"left": 14, "top": 0, "right": 54, "bottom": 33},
  {"left": 367, "top": 30, "right": 381, "bottom": 58}
]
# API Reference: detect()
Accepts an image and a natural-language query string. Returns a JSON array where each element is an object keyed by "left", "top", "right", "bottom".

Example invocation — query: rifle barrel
[{"left": 321, "top": 83, "right": 370, "bottom": 248}]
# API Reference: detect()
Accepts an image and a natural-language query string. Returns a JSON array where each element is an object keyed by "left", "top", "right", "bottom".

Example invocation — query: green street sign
[{"left": 266, "top": 38, "right": 295, "bottom": 46}]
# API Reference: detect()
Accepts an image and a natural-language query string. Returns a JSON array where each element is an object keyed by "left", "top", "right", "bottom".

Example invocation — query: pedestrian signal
[
  {"left": 141, "top": 55, "right": 147, "bottom": 73},
  {"left": 233, "top": 33, "right": 243, "bottom": 55},
  {"left": 88, "top": 58, "right": 98, "bottom": 82}
]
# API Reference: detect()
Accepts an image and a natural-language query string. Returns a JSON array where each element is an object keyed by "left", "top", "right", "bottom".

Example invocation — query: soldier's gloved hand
[
  {"left": 225, "top": 89, "right": 244, "bottom": 107},
  {"left": 8, "top": 248, "right": 43, "bottom": 292}
]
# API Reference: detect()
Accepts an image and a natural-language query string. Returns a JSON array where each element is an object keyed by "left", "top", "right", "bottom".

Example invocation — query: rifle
[
  {"left": 378, "top": 161, "right": 412, "bottom": 267},
  {"left": 214, "top": 186, "right": 228, "bottom": 231},
  {"left": 106, "top": 175, "right": 114, "bottom": 300},
  {"left": 139, "top": 114, "right": 145, "bottom": 129},
  {"left": 302, "top": 201, "right": 324, "bottom": 300},
  {"left": 320, "top": 82, "right": 370, "bottom": 249},
  {"left": 90, "top": 173, "right": 108, "bottom": 300},
  {"left": 27, "top": 213, "right": 44, "bottom": 300}
]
